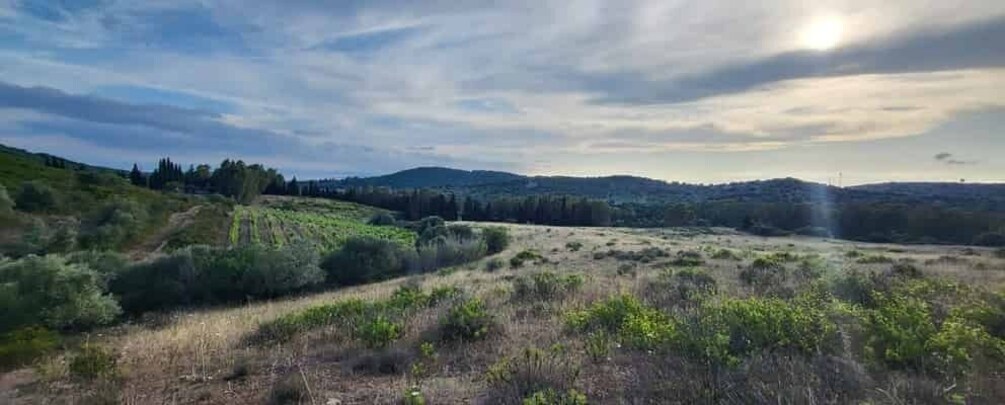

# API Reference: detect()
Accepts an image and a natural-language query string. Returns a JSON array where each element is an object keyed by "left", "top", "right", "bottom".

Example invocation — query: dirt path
[{"left": 128, "top": 205, "right": 203, "bottom": 260}]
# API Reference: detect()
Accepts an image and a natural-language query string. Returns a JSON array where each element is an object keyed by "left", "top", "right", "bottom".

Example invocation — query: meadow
[{"left": 4, "top": 220, "right": 1003, "bottom": 404}]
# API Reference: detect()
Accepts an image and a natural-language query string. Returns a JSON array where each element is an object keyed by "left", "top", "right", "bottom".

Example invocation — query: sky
[{"left": 0, "top": 0, "right": 1003, "bottom": 185}]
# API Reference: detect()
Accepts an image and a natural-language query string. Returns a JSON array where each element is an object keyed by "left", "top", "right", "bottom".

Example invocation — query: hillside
[{"left": 326, "top": 167, "right": 1005, "bottom": 209}]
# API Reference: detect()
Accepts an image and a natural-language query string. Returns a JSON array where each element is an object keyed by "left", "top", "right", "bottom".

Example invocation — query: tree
[{"left": 129, "top": 164, "right": 145, "bottom": 187}]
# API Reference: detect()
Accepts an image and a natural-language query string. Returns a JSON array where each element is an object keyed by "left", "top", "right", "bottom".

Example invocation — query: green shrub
[
  {"left": 710, "top": 248, "right": 740, "bottom": 260},
  {"left": 14, "top": 181, "right": 59, "bottom": 213},
  {"left": 78, "top": 199, "right": 149, "bottom": 250},
  {"left": 513, "top": 272, "right": 583, "bottom": 301},
  {"left": 511, "top": 250, "right": 544, "bottom": 268},
  {"left": 670, "top": 250, "right": 703, "bottom": 267},
  {"left": 322, "top": 236, "right": 411, "bottom": 286},
  {"left": 441, "top": 298, "right": 494, "bottom": 341},
  {"left": 485, "top": 258, "right": 505, "bottom": 272},
  {"left": 359, "top": 315, "right": 401, "bottom": 349},
  {"left": 523, "top": 388, "right": 587, "bottom": 405},
  {"left": 447, "top": 224, "right": 476, "bottom": 240},
  {"left": 0, "top": 255, "right": 121, "bottom": 332},
  {"left": 483, "top": 226, "right": 511, "bottom": 254},
  {"left": 486, "top": 346, "right": 582, "bottom": 403},
  {"left": 368, "top": 213, "right": 396, "bottom": 226},
  {"left": 679, "top": 293, "right": 839, "bottom": 366},
  {"left": 402, "top": 385, "right": 426, "bottom": 405},
  {"left": 645, "top": 268, "right": 716, "bottom": 309},
  {"left": 566, "top": 295, "right": 676, "bottom": 349},
  {"left": 113, "top": 244, "right": 324, "bottom": 314},
  {"left": 69, "top": 344, "right": 118, "bottom": 380},
  {"left": 739, "top": 257, "right": 788, "bottom": 291},
  {"left": 565, "top": 242, "right": 583, "bottom": 252},
  {"left": 411, "top": 236, "right": 487, "bottom": 272},
  {"left": 0, "top": 326, "right": 58, "bottom": 369}
]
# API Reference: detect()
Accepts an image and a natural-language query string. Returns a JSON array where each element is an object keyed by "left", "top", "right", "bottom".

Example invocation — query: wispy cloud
[{"left": 0, "top": 0, "right": 1003, "bottom": 182}]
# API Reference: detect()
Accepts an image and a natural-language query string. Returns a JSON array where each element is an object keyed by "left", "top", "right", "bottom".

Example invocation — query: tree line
[{"left": 129, "top": 158, "right": 286, "bottom": 203}]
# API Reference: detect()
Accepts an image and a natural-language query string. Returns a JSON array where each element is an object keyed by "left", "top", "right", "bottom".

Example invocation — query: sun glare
[{"left": 801, "top": 16, "right": 844, "bottom": 50}]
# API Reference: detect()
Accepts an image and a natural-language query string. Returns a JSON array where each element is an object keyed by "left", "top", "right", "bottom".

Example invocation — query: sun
[{"left": 800, "top": 16, "right": 844, "bottom": 51}]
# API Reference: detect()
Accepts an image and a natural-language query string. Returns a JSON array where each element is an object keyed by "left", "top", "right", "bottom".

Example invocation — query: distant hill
[
  {"left": 0, "top": 144, "right": 126, "bottom": 176},
  {"left": 333, "top": 167, "right": 524, "bottom": 188},
  {"left": 323, "top": 167, "right": 1005, "bottom": 210}
]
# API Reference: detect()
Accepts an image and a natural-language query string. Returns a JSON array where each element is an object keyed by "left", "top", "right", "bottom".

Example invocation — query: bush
[
  {"left": 710, "top": 248, "right": 740, "bottom": 260},
  {"left": 113, "top": 244, "right": 324, "bottom": 314},
  {"left": 678, "top": 293, "right": 839, "bottom": 366},
  {"left": 359, "top": 315, "right": 401, "bottom": 349},
  {"left": 485, "top": 346, "right": 582, "bottom": 404},
  {"left": 483, "top": 226, "right": 511, "bottom": 254},
  {"left": 740, "top": 257, "right": 788, "bottom": 289},
  {"left": 670, "top": 250, "right": 703, "bottom": 267},
  {"left": 0, "top": 255, "right": 121, "bottom": 332},
  {"left": 411, "top": 236, "right": 487, "bottom": 272},
  {"left": 78, "top": 199, "right": 149, "bottom": 250},
  {"left": 269, "top": 373, "right": 308, "bottom": 405},
  {"left": 0, "top": 326, "right": 58, "bottom": 369},
  {"left": 512, "top": 272, "right": 583, "bottom": 301},
  {"left": 322, "top": 236, "right": 411, "bottom": 286},
  {"left": 566, "top": 295, "right": 676, "bottom": 349},
  {"left": 368, "top": 213, "right": 397, "bottom": 226},
  {"left": 565, "top": 242, "right": 583, "bottom": 252},
  {"left": 66, "top": 250, "right": 128, "bottom": 287},
  {"left": 645, "top": 268, "right": 717, "bottom": 309},
  {"left": 69, "top": 344, "right": 118, "bottom": 380},
  {"left": 441, "top": 298, "right": 494, "bottom": 341},
  {"left": 485, "top": 258, "right": 505, "bottom": 272},
  {"left": 447, "top": 224, "right": 476, "bottom": 240},
  {"left": 510, "top": 250, "right": 544, "bottom": 268},
  {"left": 14, "top": 181, "right": 59, "bottom": 213}
]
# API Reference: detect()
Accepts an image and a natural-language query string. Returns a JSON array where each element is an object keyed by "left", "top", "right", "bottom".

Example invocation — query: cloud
[{"left": 933, "top": 152, "right": 978, "bottom": 165}]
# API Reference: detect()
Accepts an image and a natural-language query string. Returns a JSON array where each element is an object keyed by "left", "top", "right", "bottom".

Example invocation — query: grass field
[{"left": 6, "top": 222, "right": 1004, "bottom": 404}]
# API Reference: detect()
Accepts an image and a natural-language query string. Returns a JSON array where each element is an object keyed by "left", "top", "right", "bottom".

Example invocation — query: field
[
  {"left": 5, "top": 221, "right": 1004, "bottom": 404},
  {"left": 226, "top": 196, "right": 416, "bottom": 250}
]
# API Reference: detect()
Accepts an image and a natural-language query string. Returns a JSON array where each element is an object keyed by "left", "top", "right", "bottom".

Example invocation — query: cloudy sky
[{"left": 1, "top": 0, "right": 1003, "bottom": 184}]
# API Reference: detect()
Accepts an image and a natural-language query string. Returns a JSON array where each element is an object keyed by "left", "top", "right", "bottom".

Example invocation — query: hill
[
  {"left": 325, "top": 167, "right": 1005, "bottom": 209},
  {"left": 334, "top": 167, "right": 523, "bottom": 188}
]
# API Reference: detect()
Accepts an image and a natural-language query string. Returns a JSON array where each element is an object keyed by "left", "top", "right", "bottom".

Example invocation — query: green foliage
[
  {"left": 402, "top": 385, "right": 426, "bottom": 405},
  {"left": 112, "top": 244, "right": 324, "bottom": 314},
  {"left": 412, "top": 236, "right": 487, "bottom": 272},
  {"left": 678, "top": 292, "right": 839, "bottom": 366},
  {"left": 0, "top": 326, "right": 58, "bottom": 369},
  {"left": 645, "top": 268, "right": 717, "bottom": 308},
  {"left": 566, "top": 295, "right": 676, "bottom": 349},
  {"left": 512, "top": 272, "right": 583, "bottom": 301},
  {"left": 565, "top": 241, "right": 583, "bottom": 252},
  {"left": 322, "top": 236, "right": 412, "bottom": 286},
  {"left": 739, "top": 256, "right": 788, "bottom": 291},
  {"left": 368, "top": 212, "right": 397, "bottom": 226},
  {"left": 441, "top": 298, "right": 494, "bottom": 341},
  {"left": 511, "top": 250, "right": 545, "bottom": 268},
  {"left": 710, "top": 248, "right": 740, "bottom": 260},
  {"left": 483, "top": 226, "right": 511, "bottom": 254},
  {"left": 857, "top": 254, "right": 895, "bottom": 264},
  {"left": 14, "top": 181, "right": 59, "bottom": 213},
  {"left": 0, "top": 255, "right": 121, "bottom": 333},
  {"left": 863, "top": 285, "right": 1005, "bottom": 376},
  {"left": 523, "top": 389, "right": 588, "bottom": 405},
  {"left": 485, "top": 257, "right": 505, "bottom": 272},
  {"left": 68, "top": 344, "right": 118, "bottom": 380},
  {"left": 669, "top": 250, "right": 704, "bottom": 267},
  {"left": 486, "top": 346, "right": 582, "bottom": 403},
  {"left": 359, "top": 315, "right": 401, "bottom": 349},
  {"left": 78, "top": 199, "right": 149, "bottom": 250}
]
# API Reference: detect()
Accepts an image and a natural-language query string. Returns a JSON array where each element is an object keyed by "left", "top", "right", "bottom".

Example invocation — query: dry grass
[{"left": 6, "top": 223, "right": 1005, "bottom": 404}]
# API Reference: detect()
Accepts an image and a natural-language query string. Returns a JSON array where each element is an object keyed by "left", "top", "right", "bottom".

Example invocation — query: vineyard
[{"left": 228, "top": 196, "right": 416, "bottom": 250}]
